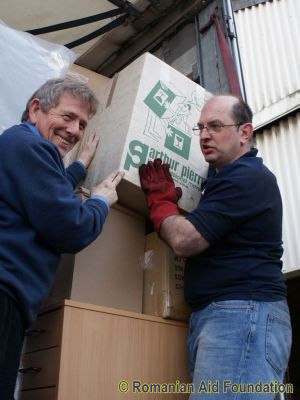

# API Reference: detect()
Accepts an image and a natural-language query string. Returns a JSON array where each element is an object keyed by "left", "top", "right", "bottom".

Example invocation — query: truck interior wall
[
  {"left": 196, "top": 0, "right": 230, "bottom": 94},
  {"left": 153, "top": 23, "right": 197, "bottom": 78},
  {"left": 152, "top": 0, "right": 232, "bottom": 95}
]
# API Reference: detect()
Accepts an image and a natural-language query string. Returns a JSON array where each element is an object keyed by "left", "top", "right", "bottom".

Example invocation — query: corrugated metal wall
[
  {"left": 234, "top": 0, "right": 300, "bottom": 129},
  {"left": 255, "top": 112, "right": 300, "bottom": 275},
  {"left": 234, "top": 0, "right": 300, "bottom": 275}
]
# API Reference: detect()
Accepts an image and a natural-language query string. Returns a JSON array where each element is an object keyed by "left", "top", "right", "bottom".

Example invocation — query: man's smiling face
[{"left": 29, "top": 91, "right": 89, "bottom": 157}]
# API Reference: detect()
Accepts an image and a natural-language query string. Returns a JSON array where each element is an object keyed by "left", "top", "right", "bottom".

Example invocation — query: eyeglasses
[{"left": 192, "top": 122, "right": 243, "bottom": 136}]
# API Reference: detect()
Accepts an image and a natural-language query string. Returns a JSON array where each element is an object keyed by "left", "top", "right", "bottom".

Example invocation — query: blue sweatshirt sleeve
[
  {"left": 90, "top": 195, "right": 110, "bottom": 213},
  {"left": 66, "top": 160, "right": 86, "bottom": 188},
  {"left": 10, "top": 136, "right": 108, "bottom": 253}
]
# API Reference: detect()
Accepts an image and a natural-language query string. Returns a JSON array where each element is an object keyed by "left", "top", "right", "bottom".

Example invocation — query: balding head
[
  {"left": 198, "top": 95, "right": 254, "bottom": 171},
  {"left": 203, "top": 95, "right": 253, "bottom": 125}
]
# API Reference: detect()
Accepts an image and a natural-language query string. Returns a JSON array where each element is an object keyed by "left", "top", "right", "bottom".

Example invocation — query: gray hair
[{"left": 21, "top": 78, "right": 99, "bottom": 121}]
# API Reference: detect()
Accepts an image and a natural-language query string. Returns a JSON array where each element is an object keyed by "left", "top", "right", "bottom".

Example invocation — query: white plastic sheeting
[
  {"left": 234, "top": 0, "right": 300, "bottom": 129},
  {"left": 0, "top": 20, "right": 76, "bottom": 133},
  {"left": 255, "top": 112, "right": 300, "bottom": 275}
]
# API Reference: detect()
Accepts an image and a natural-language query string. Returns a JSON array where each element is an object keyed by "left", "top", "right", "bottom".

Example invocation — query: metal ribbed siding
[
  {"left": 234, "top": 0, "right": 300, "bottom": 127},
  {"left": 255, "top": 112, "right": 300, "bottom": 275}
]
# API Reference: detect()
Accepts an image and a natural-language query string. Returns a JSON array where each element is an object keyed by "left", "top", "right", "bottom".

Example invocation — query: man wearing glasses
[{"left": 139, "top": 95, "right": 291, "bottom": 399}]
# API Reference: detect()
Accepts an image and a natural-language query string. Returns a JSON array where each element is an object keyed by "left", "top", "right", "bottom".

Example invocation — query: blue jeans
[{"left": 188, "top": 300, "right": 292, "bottom": 400}]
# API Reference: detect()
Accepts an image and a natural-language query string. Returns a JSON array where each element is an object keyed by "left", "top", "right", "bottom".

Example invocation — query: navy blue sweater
[
  {"left": 0, "top": 124, "right": 108, "bottom": 327},
  {"left": 185, "top": 149, "right": 287, "bottom": 310}
]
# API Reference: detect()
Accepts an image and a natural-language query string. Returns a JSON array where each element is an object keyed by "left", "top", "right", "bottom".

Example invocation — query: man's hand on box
[
  {"left": 77, "top": 132, "right": 100, "bottom": 168},
  {"left": 139, "top": 158, "right": 182, "bottom": 232},
  {"left": 91, "top": 170, "right": 125, "bottom": 206}
]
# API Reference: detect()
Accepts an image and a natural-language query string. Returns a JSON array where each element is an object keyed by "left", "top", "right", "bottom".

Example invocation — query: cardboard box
[
  {"left": 64, "top": 64, "right": 113, "bottom": 166},
  {"left": 143, "top": 232, "right": 191, "bottom": 321},
  {"left": 69, "top": 64, "right": 112, "bottom": 104},
  {"left": 78, "top": 52, "right": 210, "bottom": 214},
  {"left": 44, "top": 204, "right": 145, "bottom": 313}
]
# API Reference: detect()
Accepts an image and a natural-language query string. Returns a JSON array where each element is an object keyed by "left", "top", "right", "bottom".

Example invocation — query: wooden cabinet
[
  {"left": 19, "top": 300, "right": 190, "bottom": 400},
  {"left": 24, "top": 308, "right": 63, "bottom": 352}
]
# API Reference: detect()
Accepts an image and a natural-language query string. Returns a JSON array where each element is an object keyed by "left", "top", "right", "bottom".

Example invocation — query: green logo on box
[
  {"left": 164, "top": 126, "right": 191, "bottom": 160},
  {"left": 144, "top": 81, "right": 176, "bottom": 118}
]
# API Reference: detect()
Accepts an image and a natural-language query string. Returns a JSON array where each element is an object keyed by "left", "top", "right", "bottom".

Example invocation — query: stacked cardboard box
[
  {"left": 46, "top": 53, "right": 210, "bottom": 320},
  {"left": 143, "top": 233, "right": 191, "bottom": 321},
  {"left": 63, "top": 64, "right": 113, "bottom": 167},
  {"left": 77, "top": 52, "right": 210, "bottom": 214},
  {"left": 44, "top": 204, "right": 145, "bottom": 313}
]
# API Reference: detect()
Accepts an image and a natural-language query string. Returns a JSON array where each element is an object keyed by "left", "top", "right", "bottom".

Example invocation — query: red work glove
[{"left": 139, "top": 158, "right": 182, "bottom": 232}]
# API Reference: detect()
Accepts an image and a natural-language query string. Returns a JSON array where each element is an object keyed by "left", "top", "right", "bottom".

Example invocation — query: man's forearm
[{"left": 159, "top": 215, "right": 210, "bottom": 257}]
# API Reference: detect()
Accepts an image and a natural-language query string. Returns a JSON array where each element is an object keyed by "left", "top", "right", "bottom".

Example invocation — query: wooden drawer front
[
  {"left": 20, "top": 347, "right": 60, "bottom": 390},
  {"left": 24, "top": 308, "right": 63, "bottom": 352},
  {"left": 19, "top": 387, "right": 57, "bottom": 400}
]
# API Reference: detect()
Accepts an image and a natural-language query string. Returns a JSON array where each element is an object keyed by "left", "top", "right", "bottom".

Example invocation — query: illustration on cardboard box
[{"left": 122, "top": 71, "right": 210, "bottom": 210}]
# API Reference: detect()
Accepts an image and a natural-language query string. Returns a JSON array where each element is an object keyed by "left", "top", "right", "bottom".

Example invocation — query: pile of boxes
[{"left": 45, "top": 53, "right": 210, "bottom": 322}]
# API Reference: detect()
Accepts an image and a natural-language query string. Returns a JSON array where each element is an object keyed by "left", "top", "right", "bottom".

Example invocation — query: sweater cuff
[
  {"left": 90, "top": 195, "right": 110, "bottom": 213},
  {"left": 74, "top": 160, "right": 86, "bottom": 170}
]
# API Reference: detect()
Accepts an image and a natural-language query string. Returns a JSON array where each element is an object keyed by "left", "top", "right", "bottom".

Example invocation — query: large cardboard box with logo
[
  {"left": 44, "top": 204, "right": 145, "bottom": 313},
  {"left": 78, "top": 52, "right": 210, "bottom": 214},
  {"left": 143, "top": 232, "right": 191, "bottom": 321}
]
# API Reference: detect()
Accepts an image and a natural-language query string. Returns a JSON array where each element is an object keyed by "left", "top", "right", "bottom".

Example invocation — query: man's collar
[
  {"left": 22, "top": 122, "right": 41, "bottom": 138},
  {"left": 242, "top": 147, "right": 258, "bottom": 158}
]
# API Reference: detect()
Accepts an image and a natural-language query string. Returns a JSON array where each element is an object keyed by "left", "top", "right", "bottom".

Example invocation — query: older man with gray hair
[{"left": 0, "top": 78, "right": 124, "bottom": 398}]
